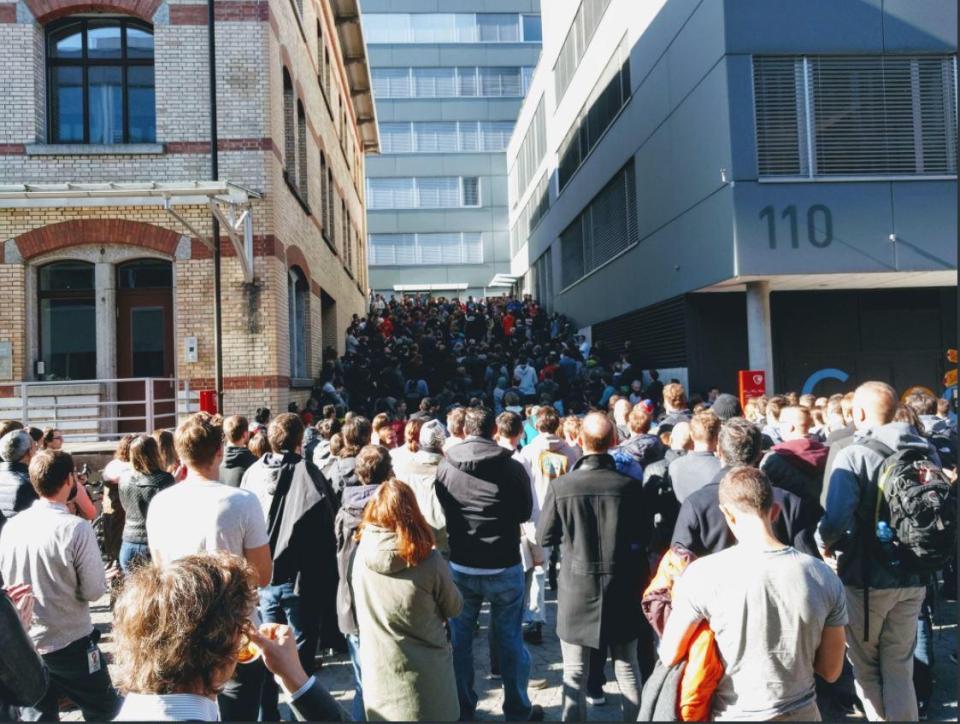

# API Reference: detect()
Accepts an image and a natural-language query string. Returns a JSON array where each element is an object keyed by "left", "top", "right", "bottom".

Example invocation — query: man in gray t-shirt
[
  {"left": 670, "top": 410, "right": 722, "bottom": 503},
  {"left": 660, "top": 467, "right": 847, "bottom": 721}
]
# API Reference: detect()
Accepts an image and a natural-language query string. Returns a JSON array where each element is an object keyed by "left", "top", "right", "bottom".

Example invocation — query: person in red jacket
[{"left": 502, "top": 312, "right": 516, "bottom": 338}]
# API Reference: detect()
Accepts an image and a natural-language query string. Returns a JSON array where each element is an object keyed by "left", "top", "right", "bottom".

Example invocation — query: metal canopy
[
  {"left": 487, "top": 273, "right": 521, "bottom": 288},
  {"left": 0, "top": 181, "right": 262, "bottom": 283}
]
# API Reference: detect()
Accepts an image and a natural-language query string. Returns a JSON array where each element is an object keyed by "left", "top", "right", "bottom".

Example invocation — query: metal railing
[{"left": 17, "top": 377, "right": 191, "bottom": 441}]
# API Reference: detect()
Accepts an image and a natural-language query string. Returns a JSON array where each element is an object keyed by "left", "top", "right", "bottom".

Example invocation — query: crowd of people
[{"left": 0, "top": 292, "right": 956, "bottom": 722}]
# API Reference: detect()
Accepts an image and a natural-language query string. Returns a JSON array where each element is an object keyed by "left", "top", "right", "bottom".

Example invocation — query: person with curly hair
[
  {"left": 113, "top": 552, "right": 344, "bottom": 721},
  {"left": 145, "top": 412, "right": 272, "bottom": 721}
]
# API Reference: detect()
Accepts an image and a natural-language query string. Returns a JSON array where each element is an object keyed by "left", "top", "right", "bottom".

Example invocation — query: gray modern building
[
  {"left": 507, "top": 0, "right": 957, "bottom": 396},
  {"left": 361, "top": 1, "right": 542, "bottom": 299}
]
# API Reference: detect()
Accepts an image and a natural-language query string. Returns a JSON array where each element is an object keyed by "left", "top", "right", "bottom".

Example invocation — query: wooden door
[{"left": 115, "top": 260, "right": 174, "bottom": 433}]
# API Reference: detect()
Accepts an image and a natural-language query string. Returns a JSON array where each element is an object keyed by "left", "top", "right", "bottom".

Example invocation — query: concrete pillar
[
  {"left": 95, "top": 262, "right": 117, "bottom": 438},
  {"left": 745, "top": 280, "right": 775, "bottom": 393},
  {"left": 95, "top": 262, "right": 116, "bottom": 379}
]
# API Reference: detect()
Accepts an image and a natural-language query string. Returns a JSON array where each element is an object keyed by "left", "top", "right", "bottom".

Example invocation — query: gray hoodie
[{"left": 816, "top": 422, "right": 938, "bottom": 589}]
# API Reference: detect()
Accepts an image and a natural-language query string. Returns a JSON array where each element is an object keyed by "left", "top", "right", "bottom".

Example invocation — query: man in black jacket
[
  {"left": 0, "top": 430, "right": 37, "bottom": 528},
  {"left": 219, "top": 415, "right": 257, "bottom": 488},
  {"left": 672, "top": 417, "right": 819, "bottom": 558},
  {"left": 538, "top": 413, "right": 649, "bottom": 721},
  {"left": 240, "top": 413, "right": 337, "bottom": 721},
  {"left": 435, "top": 407, "right": 543, "bottom": 722}
]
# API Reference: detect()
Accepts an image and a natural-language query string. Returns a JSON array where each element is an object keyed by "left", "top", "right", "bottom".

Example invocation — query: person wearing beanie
[
  {"left": 0, "top": 430, "right": 38, "bottom": 525},
  {"left": 710, "top": 393, "right": 741, "bottom": 422},
  {"left": 394, "top": 419, "right": 448, "bottom": 556}
]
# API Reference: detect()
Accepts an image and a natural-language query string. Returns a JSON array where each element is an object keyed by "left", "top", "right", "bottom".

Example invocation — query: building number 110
[{"left": 759, "top": 204, "right": 833, "bottom": 249}]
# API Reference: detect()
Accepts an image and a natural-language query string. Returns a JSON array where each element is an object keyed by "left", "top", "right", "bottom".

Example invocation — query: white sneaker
[{"left": 586, "top": 695, "right": 606, "bottom": 706}]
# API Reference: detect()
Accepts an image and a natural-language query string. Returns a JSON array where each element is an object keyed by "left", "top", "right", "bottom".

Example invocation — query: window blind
[
  {"left": 369, "top": 233, "right": 484, "bottom": 265},
  {"left": 754, "top": 54, "right": 958, "bottom": 178},
  {"left": 559, "top": 160, "right": 638, "bottom": 289}
]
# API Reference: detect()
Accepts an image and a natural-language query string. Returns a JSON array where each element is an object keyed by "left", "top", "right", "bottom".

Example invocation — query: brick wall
[{"left": 0, "top": 0, "right": 369, "bottom": 418}]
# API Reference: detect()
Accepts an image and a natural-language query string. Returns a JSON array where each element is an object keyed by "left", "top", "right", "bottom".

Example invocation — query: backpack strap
[{"left": 854, "top": 438, "right": 895, "bottom": 642}]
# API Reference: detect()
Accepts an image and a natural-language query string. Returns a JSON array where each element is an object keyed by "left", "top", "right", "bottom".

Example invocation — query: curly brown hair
[{"left": 113, "top": 552, "right": 258, "bottom": 697}]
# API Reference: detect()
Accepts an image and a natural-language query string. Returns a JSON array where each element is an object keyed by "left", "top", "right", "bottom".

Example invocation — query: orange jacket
[{"left": 642, "top": 545, "right": 724, "bottom": 722}]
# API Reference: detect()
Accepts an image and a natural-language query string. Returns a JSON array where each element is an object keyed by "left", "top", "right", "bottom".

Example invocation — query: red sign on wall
[{"left": 738, "top": 370, "right": 767, "bottom": 411}]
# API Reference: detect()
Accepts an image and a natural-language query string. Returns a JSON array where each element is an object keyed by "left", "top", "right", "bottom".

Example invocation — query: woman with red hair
[{"left": 351, "top": 478, "right": 462, "bottom": 721}]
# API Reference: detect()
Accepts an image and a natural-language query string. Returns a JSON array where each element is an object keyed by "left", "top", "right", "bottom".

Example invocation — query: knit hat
[
  {"left": 0, "top": 430, "right": 32, "bottom": 463},
  {"left": 710, "top": 393, "right": 741, "bottom": 421},
  {"left": 419, "top": 419, "right": 447, "bottom": 453}
]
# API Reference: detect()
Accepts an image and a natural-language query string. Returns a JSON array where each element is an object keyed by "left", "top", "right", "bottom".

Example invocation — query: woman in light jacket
[{"left": 352, "top": 478, "right": 462, "bottom": 722}]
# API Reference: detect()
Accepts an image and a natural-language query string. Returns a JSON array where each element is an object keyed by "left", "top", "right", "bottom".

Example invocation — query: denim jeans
[
  {"left": 913, "top": 591, "right": 934, "bottom": 712},
  {"left": 450, "top": 564, "right": 532, "bottom": 721},
  {"left": 20, "top": 635, "right": 120, "bottom": 722},
  {"left": 346, "top": 633, "right": 365, "bottom": 721},
  {"left": 118, "top": 541, "right": 151, "bottom": 573},
  {"left": 523, "top": 549, "right": 548, "bottom": 626},
  {"left": 258, "top": 582, "right": 320, "bottom": 720}
]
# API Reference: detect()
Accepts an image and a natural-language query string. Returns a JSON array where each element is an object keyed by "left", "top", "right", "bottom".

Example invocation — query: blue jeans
[
  {"left": 346, "top": 633, "right": 365, "bottom": 721},
  {"left": 914, "top": 592, "right": 934, "bottom": 711},
  {"left": 118, "top": 541, "right": 151, "bottom": 573},
  {"left": 450, "top": 564, "right": 532, "bottom": 721},
  {"left": 259, "top": 582, "right": 320, "bottom": 721}
]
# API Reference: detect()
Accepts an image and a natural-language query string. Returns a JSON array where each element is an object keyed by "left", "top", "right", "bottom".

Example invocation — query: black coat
[
  {"left": 435, "top": 437, "right": 532, "bottom": 570},
  {"left": 537, "top": 454, "right": 651, "bottom": 648},
  {"left": 671, "top": 467, "right": 819, "bottom": 558},
  {"left": 0, "top": 462, "right": 36, "bottom": 525}
]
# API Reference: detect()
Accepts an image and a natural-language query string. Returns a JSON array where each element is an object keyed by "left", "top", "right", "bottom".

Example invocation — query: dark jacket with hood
[
  {"left": 241, "top": 452, "right": 337, "bottom": 602},
  {"left": 760, "top": 437, "right": 829, "bottom": 508},
  {"left": 435, "top": 437, "right": 532, "bottom": 570},
  {"left": 220, "top": 445, "right": 258, "bottom": 488},
  {"left": 537, "top": 453, "right": 650, "bottom": 648},
  {"left": 334, "top": 482, "right": 380, "bottom": 636},
  {"left": 617, "top": 434, "right": 666, "bottom": 469},
  {"left": 0, "top": 462, "right": 36, "bottom": 525},
  {"left": 816, "top": 422, "right": 938, "bottom": 589},
  {"left": 118, "top": 470, "right": 175, "bottom": 544},
  {"left": 326, "top": 456, "right": 360, "bottom": 505}
]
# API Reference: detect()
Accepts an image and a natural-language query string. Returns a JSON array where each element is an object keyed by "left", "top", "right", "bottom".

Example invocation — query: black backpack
[{"left": 863, "top": 439, "right": 957, "bottom": 574}]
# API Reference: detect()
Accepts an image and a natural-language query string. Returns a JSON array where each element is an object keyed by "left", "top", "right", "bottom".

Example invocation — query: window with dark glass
[
  {"left": 47, "top": 18, "right": 155, "bottom": 144},
  {"left": 38, "top": 261, "right": 97, "bottom": 380},
  {"left": 288, "top": 267, "right": 309, "bottom": 380}
]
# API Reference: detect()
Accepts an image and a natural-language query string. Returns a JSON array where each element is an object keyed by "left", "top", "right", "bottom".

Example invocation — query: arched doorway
[{"left": 116, "top": 259, "right": 174, "bottom": 431}]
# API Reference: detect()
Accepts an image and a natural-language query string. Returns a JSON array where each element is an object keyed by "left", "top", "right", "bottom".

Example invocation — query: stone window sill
[
  {"left": 26, "top": 143, "right": 164, "bottom": 156},
  {"left": 290, "top": 377, "right": 314, "bottom": 390}
]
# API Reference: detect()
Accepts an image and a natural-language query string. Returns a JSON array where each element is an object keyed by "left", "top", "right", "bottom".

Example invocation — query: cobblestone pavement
[{"left": 67, "top": 584, "right": 957, "bottom": 721}]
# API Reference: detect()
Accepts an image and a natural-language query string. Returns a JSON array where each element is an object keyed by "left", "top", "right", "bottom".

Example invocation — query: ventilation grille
[
  {"left": 592, "top": 296, "right": 687, "bottom": 369},
  {"left": 754, "top": 55, "right": 958, "bottom": 178}
]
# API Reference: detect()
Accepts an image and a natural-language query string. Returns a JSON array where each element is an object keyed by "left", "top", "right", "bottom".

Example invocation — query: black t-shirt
[{"left": 671, "top": 467, "right": 819, "bottom": 558}]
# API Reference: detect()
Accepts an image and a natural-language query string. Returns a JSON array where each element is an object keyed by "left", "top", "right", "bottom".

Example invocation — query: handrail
[{"left": 15, "top": 377, "right": 188, "bottom": 442}]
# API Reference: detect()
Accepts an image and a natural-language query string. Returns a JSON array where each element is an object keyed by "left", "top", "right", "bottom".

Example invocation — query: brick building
[{"left": 0, "top": 0, "right": 377, "bottom": 434}]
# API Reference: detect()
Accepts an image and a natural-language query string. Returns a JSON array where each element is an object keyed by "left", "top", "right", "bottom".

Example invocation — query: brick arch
[
  {"left": 26, "top": 0, "right": 163, "bottom": 24},
  {"left": 284, "top": 244, "right": 311, "bottom": 279},
  {"left": 279, "top": 46, "right": 294, "bottom": 75},
  {"left": 15, "top": 219, "right": 180, "bottom": 261}
]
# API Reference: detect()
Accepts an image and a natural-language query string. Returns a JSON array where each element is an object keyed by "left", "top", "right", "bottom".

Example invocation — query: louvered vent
[
  {"left": 592, "top": 296, "right": 687, "bottom": 369},
  {"left": 559, "top": 160, "right": 638, "bottom": 290},
  {"left": 754, "top": 55, "right": 958, "bottom": 178}
]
